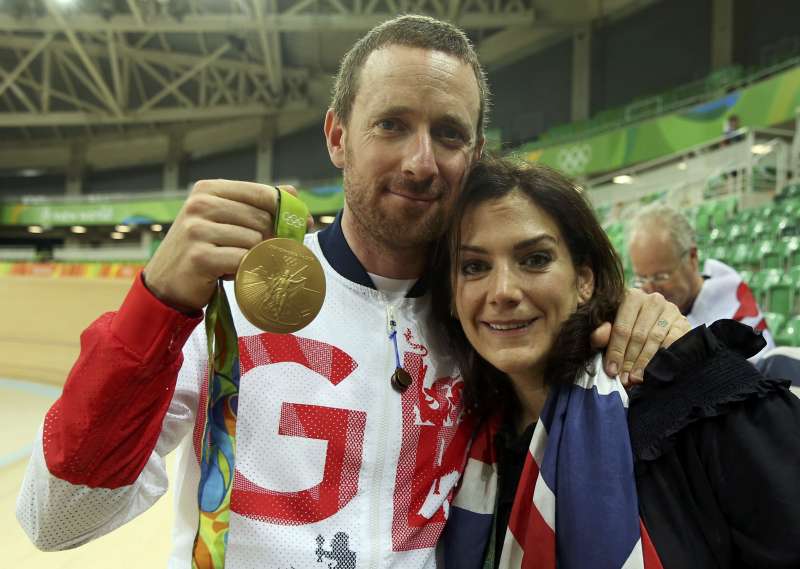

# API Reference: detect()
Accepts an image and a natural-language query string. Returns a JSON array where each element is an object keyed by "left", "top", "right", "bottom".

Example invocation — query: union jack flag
[{"left": 443, "top": 354, "right": 663, "bottom": 569}]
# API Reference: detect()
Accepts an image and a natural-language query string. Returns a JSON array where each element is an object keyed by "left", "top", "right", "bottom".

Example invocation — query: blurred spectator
[
  {"left": 723, "top": 113, "right": 744, "bottom": 144},
  {"left": 628, "top": 203, "right": 775, "bottom": 360}
]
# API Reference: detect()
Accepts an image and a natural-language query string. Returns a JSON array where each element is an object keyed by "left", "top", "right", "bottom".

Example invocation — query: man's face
[
  {"left": 628, "top": 230, "right": 698, "bottom": 313},
  {"left": 325, "top": 45, "right": 483, "bottom": 250}
]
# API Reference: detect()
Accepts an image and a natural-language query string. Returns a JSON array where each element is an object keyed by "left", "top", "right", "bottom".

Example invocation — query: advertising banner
[{"left": 522, "top": 65, "right": 800, "bottom": 176}]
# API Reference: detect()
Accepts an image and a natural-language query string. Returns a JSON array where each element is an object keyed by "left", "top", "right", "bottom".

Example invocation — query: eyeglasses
[{"left": 632, "top": 250, "right": 689, "bottom": 288}]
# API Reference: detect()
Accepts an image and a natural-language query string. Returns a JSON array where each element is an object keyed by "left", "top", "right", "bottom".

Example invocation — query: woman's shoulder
[{"left": 627, "top": 319, "right": 793, "bottom": 462}]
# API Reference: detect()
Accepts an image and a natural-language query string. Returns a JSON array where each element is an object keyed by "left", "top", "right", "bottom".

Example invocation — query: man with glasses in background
[{"left": 628, "top": 203, "right": 775, "bottom": 360}]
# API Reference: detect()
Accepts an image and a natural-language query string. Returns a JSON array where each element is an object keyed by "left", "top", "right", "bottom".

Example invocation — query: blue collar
[{"left": 316, "top": 211, "right": 428, "bottom": 298}]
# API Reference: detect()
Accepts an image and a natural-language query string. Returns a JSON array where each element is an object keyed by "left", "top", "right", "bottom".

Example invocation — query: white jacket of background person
[
  {"left": 16, "top": 216, "right": 473, "bottom": 569},
  {"left": 687, "top": 259, "right": 776, "bottom": 359}
]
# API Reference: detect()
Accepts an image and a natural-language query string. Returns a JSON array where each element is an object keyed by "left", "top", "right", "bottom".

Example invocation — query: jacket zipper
[{"left": 368, "top": 300, "right": 398, "bottom": 568}]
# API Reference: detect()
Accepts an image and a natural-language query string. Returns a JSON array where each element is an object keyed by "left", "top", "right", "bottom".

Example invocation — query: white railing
[
  {"left": 52, "top": 246, "right": 149, "bottom": 262},
  {"left": 0, "top": 247, "right": 38, "bottom": 261},
  {"left": 588, "top": 128, "right": 794, "bottom": 221}
]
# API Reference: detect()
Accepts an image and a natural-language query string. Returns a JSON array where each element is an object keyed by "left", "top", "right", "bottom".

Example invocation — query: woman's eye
[
  {"left": 522, "top": 252, "right": 552, "bottom": 268},
  {"left": 460, "top": 260, "right": 487, "bottom": 276}
]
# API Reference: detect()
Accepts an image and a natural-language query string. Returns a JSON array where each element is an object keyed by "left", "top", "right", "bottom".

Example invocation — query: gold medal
[
  {"left": 234, "top": 188, "right": 326, "bottom": 333},
  {"left": 235, "top": 238, "right": 325, "bottom": 333}
]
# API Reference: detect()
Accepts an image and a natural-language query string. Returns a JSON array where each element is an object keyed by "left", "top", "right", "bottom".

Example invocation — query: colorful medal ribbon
[{"left": 191, "top": 189, "right": 310, "bottom": 568}]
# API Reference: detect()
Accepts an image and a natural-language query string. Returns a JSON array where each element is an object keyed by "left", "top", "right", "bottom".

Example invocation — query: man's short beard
[{"left": 342, "top": 149, "right": 449, "bottom": 252}]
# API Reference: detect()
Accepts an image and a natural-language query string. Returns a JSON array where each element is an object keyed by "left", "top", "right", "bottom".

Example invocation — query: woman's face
[{"left": 454, "top": 190, "right": 594, "bottom": 381}]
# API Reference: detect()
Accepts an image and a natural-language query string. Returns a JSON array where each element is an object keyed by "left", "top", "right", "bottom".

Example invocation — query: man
[
  {"left": 17, "top": 15, "right": 686, "bottom": 568},
  {"left": 628, "top": 202, "right": 774, "bottom": 359}
]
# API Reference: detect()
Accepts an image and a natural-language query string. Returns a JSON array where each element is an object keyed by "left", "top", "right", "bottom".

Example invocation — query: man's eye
[
  {"left": 522, "top": 252, "right": 552, "bottom": 268},
  {"left": 460, "top": 260, "right": 488, "bottom": 276},
  {"left": 436, "top": 126, "right": 466, "bottom": 143},
  {"left": 377, "top": 119, "right": 402, "bottom": 131}
]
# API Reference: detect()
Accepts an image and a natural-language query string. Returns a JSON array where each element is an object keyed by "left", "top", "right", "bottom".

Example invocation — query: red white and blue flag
[{"left": 443, "top": 355, "right": 663, "bottom": 569}]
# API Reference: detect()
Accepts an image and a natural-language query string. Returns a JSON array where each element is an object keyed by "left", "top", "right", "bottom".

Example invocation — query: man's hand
[
  {"left": 143, "top": 180, "right": 308, "bottom": 313},
  {"left": 590, "top": 289, "right": 691, "bottom": 386}
]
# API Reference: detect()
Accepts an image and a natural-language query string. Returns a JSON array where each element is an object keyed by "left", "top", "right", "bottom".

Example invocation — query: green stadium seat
[
  {"left": 757, "top": 205, "right": 776, "bottom": 220},
  {"left": 788, "top": 266, "right": 800, "bottom": 315},
  {"left": 593, "top": 107, "right": 626, "bottom": 129},
  {"left": 776, "top": 183, "right": 800, "bottom": 201},
  {"left": 707, "top": 228, "right": 726, "bottom": 244},
  {"left": 708, "top": 244, "right": 729, "bottom": 264},
  {"left": 764, "top": 270, "right": 794, "bottom": 315},
  {"left": 705, "top": 65, "right": 743, "bottom": 89},
  {"left": 713, "top": 198, "right": 737, "bottom": 227},
  {"left": 785, "top": 199, "right": 800, "bottom": 219},
  {"left": 748, "top": 270, "right": 770, "bottom": 305},
  {"left": 775, "top": 315, "right": 800, "bottom": 347},
  {"left": 729, "top": 242, "right": 758, "bottom": 270},
  {"left": 751, "top": 220, "right": 770, "bottom": 241},
  {"left": 786, "top": 237, "right": 800, "bottom": 268},
  {"left": 776, "top": 216, "right": 800, "bottom": 238},
  {"left": 759, "top": 240, "right": 784, "bottom": 271},
  {"left": 727, "top": 224, "right": 747, "bottom": 244},
  {"left": 764, "top": 312, "right": 787, "bottom": 338},
  {"left": 695, "top": 210, "right": 713, "bottom": 234}
]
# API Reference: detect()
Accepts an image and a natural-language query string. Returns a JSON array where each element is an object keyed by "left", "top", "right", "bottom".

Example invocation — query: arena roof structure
[{"left": 0, "top": 0, "right": 653, "bottom": 171}]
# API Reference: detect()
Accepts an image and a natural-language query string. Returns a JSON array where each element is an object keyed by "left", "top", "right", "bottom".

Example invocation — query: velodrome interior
[{"left": 2, "top": 0, "right": 799, "bottom": 566}]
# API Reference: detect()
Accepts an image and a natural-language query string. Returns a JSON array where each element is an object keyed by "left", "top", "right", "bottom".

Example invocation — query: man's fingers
[
  {"left": 194, "top": 179, "right": 281, "bottom": 216},
  {"left": 193, "top": 245, "right": 252, "bottom": 277},
  {"left": 190, "top": 181, "right": 316, "bottom": 236},
  {"left": 190, "top": 194, "right": 275, "bottom": 238},
  {"left": 277, "top": 184, "right": 299, "bottom": 197},
  {"left": 186, "top": 220, "right": 264, "bottom": 251}
]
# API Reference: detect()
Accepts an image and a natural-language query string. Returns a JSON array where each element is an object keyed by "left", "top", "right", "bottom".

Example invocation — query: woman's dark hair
[{"left": 430, "top": 155, "right": 625, "bottom": 418}]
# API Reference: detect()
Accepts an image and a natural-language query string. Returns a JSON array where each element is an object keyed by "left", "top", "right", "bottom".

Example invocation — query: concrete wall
[
  {"left": 488, "top": 39, "right": 573, "bottom": 145},
  {"left": 274, "top": 120, "right": 340, "bottom": 183},
  {"left": 590, "top": 0, "right": 712, "bottom": 113},
  {"left": 734, "top": 0, "right": 800, "bottom": 68}
]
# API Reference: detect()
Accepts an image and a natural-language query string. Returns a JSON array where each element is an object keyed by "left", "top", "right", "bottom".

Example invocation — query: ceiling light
[
  {"left": 150, "top": 224, "right": 163, "bottom": 232},
  {"left": 28, "top": 225, "right": 44, "bottom": 234},
  {"left": 751, "top": 144, "right": 772, "bottom": 155},
  {"left": 111, "top": 232, "right": 125, "bottom": 240},
  {"left": 613, "top": 175, "right": 634, "bottom": 184},
  {"left": 115, "top": 224, "right": 132, "bottom": 233},
  {"left": 319, "top": 215, "right": 336, "bottom": 224},
  {"left": 71, "top": 225, "right": 87, "bottom": 234}
]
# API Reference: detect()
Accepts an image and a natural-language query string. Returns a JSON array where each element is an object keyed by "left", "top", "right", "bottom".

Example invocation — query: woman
[{"left": 432, "top": 156, "right": 800, "bottom": 569}]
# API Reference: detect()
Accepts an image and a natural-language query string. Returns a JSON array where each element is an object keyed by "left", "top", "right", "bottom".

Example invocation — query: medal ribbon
[{"left": 191, "top": 189, "right": 310, "bottom": 568}]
